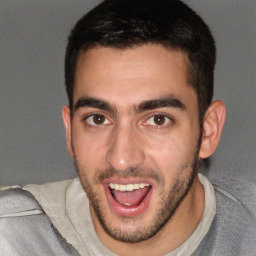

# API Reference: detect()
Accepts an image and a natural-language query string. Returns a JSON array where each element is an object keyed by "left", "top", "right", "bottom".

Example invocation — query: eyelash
[
  {"left": 83, "top": 113, "right": 112, "bottom": 127},
  {"left": 142, "top": 114, "right": 173, "bottom": 128},
  {"left": 82, "top": 113, "right": 174, "bottom": 128}
]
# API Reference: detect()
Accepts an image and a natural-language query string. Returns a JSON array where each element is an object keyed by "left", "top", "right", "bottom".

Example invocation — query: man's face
[{"left": 68, "top": 45, "right": 201, "bottom": 242}]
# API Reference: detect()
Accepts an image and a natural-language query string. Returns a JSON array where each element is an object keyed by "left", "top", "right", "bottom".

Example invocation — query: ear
[
  {"left": 62, "top": 105, "right": 74, "bottom": 158},
  {"left": 199, "top": 100, "right": 226, "bottom": 159}
]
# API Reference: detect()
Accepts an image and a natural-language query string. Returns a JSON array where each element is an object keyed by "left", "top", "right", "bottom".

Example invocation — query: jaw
[
  {"left": 91, "top": 168, "right": 198, "bottom": 236},
  {"left": 89, "top": 183, "right": 162, "bottom": 244},
  {"left": 75, "top": 147, "right": 203, "bottom": 247}
]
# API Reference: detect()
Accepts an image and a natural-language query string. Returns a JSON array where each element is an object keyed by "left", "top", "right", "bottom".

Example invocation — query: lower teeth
[{"left": 122, "top": 202, "right": 132, "bottom": 206}]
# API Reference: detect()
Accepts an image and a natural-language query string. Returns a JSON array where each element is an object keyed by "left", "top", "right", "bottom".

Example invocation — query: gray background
[{"left": 0, "top": 0, "right": 255, "bottom": 186}]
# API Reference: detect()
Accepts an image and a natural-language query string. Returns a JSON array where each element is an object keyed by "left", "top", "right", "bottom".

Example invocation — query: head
[
  {"left": 65, "top": 0, "right": 216, "bottom": 123},
  {"left": 62, "top": 0, "right": 225, "bottom": 248}
]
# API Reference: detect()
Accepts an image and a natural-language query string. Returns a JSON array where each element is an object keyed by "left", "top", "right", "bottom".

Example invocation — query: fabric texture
[
  {"left": 0, "top": 173, "right": 255, "bottom": 256},
  {"left": 0, "top": 188, "right": 80, "bottom": 256},
  {"left": 193, "top": 173, "right": 256, "bottom": 256}
]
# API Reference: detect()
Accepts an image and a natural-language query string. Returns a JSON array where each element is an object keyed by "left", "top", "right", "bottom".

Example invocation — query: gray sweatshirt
[{"left": 0, "top": 174, "right": 255, "bottom": 256}]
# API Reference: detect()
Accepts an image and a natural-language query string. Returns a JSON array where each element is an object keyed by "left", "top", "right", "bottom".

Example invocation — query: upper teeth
[{"left": 109, "top": 183, "right": 150, "bottom": 191}]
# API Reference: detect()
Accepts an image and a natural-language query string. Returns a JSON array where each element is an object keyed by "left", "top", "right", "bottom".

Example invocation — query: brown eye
[
  {"left": 93, "top": 114, "right": 105, "bottom": 124},
  {"left": 153, "top": 115, "right": 166, "bottom": 125},
  {"left": 86, "top": 114, "right": 111, "bottom": 126},
  {"left": 144, "top": 114, "right": 171, "bottom": 127}
]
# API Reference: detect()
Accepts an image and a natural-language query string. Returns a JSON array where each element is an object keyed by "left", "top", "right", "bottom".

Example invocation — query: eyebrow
[
  {"left": 137, "top": 95, "right": 186, "bottom": 112},
  {"left": 74, "top": 95, "right": 186, "bottom": 114},
  {"left": 74, "top": 96, "right": 116, "bottom": 114}
]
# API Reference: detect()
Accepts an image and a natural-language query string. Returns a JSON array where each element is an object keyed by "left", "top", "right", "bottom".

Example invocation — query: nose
[{"left": 106, "top": 124, "right": 145, "bottom": 171}]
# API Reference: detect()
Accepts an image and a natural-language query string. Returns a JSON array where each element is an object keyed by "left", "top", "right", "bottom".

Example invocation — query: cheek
[
  {"left": 145, "top": 134, "right": 196, "bottom": 174},
  {"left": 72, "top": 131, "right": 107, "bottom": 167}
]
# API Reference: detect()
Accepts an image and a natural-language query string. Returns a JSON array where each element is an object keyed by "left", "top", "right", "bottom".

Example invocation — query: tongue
[{"left": 111, "top": 186, "right": 151, "bottom": 206}]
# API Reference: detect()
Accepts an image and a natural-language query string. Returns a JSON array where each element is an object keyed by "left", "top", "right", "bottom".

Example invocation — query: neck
[{"left": 92, "top": 175, "right": 205, "bottom": 256}]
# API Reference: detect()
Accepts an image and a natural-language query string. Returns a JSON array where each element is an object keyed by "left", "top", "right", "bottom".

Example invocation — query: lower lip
[{"left": 103, "top": 184, "right": 153, "bottom": 217}]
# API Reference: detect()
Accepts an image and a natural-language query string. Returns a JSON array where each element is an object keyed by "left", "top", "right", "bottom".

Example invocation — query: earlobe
[
  {"left": 199, "top": 100, "right": 226, "bottom": 159},
  {"left": 62, "top": 105, "right": 74, "bottom": 158}
]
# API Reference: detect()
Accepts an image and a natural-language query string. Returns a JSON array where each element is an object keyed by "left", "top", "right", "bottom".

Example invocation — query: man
[{"left": 0, "top": 0, "right": 255, "bottom": 255}]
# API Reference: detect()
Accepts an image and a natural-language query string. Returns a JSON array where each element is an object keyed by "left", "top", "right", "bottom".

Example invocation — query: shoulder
[
  {"left": 196, "top": 174, "right": 256, "bottom": 256},
  {"left": 0, "top": 187, "right": 80, "bottom": 256},
  {"left": 0, "top": 187, "right": 43, "bottom": 217},
  {"left": 213, "top": 180, "right": 256, "bottom": 242},
  {"left": 210, "top": 173, "right": 256, "bottom": 218}
]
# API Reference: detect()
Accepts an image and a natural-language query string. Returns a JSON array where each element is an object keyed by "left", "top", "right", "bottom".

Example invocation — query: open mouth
[
  {"left": 109, "top": 183, "right": 152, "bottom": 206},
  {"left": 104, "top": 182, "right": 153, "bottom": 217}
]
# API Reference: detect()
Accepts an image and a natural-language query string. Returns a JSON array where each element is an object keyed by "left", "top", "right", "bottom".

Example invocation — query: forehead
[{"left": 73, "top": 44, "right": 197, "bottom": 111}]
